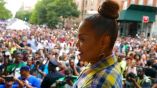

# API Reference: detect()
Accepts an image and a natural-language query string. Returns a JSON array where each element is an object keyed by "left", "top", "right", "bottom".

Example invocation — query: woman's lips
[{"left": 78, "top": 51, "right": 83, "bottom": 56}]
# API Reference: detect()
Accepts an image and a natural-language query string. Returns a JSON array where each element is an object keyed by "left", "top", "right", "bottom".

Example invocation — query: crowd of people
[
  {"left": 0, "top": 27, "right": 156, "bottom": 88},
  {"left": 0, "top": 27, "right": 82, "bottom": 88},
  {"left": 114, "top": 37, "right": 157, "bottom": 88}
]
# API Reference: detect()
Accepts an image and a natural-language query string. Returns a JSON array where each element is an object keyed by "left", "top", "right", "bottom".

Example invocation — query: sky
[{"left": 5, "top": 0, "right": 37, "bottom": 17}]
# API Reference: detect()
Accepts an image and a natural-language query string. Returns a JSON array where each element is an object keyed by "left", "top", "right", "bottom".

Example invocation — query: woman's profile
[{"left": 74, "top": 0, "right": 122, "bottom": 88}]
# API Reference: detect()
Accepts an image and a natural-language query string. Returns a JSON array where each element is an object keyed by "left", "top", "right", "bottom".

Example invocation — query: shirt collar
[{"left": 87, "top": 54, "right": 117, "bottom": 70}]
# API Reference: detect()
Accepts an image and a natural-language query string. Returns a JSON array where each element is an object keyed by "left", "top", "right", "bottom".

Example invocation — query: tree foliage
[
  {"left": 0, "top": 0, "right": 12, "bottom": 19},
  {"left": 30, "top": 0, "right": 80, "bottom": 28},
  {"left": 15, "top": 9, "right": 32, "bottom": 22}
]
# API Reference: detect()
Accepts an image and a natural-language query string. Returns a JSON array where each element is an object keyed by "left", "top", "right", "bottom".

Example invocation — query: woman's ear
[{"left": 100, "top": 35, "right": 111, "bottom": 49}]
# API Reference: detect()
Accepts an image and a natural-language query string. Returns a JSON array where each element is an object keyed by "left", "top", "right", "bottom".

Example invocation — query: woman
[{"left": 74, "top": 0, "right": 122, "bottom": 88}]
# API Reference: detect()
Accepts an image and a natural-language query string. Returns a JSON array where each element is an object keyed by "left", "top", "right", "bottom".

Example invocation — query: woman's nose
[{"left": 76, "top": 40, "right": 79, "bottom": 49}]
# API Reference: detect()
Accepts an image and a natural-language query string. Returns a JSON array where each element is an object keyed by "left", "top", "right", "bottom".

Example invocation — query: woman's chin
[
  {"left": 79, "top": 56, "right": 89, "bottom": 62},
  {"left": 79, "top": 56, "right": 84, "bottom": 61}
]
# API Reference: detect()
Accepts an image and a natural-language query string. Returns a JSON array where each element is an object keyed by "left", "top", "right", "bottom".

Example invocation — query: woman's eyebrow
[{"left": 78, "top": 34, "right": 88, "bottom": 38}]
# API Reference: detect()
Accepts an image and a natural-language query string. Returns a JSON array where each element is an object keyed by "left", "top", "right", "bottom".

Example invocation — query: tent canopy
[
  {"left": 6, "top": 18, "right": 30, "bottom": 30},
  {"left": 118, "top": 5, "right": 157, "bottom": 22}
]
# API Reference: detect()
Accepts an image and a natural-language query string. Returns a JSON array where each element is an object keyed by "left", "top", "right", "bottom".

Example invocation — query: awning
[{"left": 118, "top": 4, "right": 157, "bottom": 22}]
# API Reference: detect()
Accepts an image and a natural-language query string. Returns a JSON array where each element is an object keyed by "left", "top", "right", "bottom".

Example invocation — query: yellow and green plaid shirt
[{"left": 73, "top": 55, "right": 122, "bottom": 88}]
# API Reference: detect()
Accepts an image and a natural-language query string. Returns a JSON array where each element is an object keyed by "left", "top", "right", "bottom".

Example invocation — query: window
[
  {"left": 91, "top": 0, "right": 94, "bottom": 6},
  {"left": 139, "top": 0, "right": 144, "bottom": 5},
  {"left": 147, "top": 0, "right": 153, "bottom": 6},
  {"left": 131, "top": 0, "right": 135, "bottom": 4},
  {"left": 123, "top": 0, "right": 128, "bottom": 10},
  {"left": 84, "top": 0, "right": 87, "bottom": 9}
]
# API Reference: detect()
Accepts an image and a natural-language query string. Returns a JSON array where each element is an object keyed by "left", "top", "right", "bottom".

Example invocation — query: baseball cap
[{"left": 20, "top": 66, "right": 30, "bottom": 71}]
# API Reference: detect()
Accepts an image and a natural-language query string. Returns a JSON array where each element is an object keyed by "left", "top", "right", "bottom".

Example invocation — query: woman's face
[{"left": 76, "top": 21, "right": 107, "bottom": 63}]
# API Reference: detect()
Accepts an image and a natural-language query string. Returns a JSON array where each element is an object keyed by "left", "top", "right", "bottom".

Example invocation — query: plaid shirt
[{"left": 73, "top": 55, "right": 122, "bottom": 88}]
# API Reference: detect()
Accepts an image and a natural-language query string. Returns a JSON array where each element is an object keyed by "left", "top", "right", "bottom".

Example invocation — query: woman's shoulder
[
  {"left": 91, "top": 64, "right": 122, "bottom": 87},
  {"left": 105, "top": 63, "right": 121, "bottom": 72},
  {"left": 94, "top": 63, "right": 122, "bottom": 80}
]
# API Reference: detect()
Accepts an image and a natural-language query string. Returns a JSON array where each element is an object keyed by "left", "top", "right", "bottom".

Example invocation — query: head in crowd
[
  {"left": 146, "top": 59, "right": 154, "bottom": 67},
  {"left": 13, "top": 50, "right": 23, "bottom": 63},
  {"left": 48, "top": 59, "right": 59, "bottom": 72},
  {"left": 137, "top": 67, "right": 145, "bottom": 79},
  {"left": 20, "top": 66, "right": 30, "bottom": 79},
  {"left": 27, "top": 59, "right": 33, "bottom": 66},
  {"left": 126, "top": 72, "right": 136, "bottom": 82},
  {"left": 69, "top": 58, "right": 75, "bottom": 68},
  {"left": 77, "top": 60, "right": 84, "bottom": 67}
]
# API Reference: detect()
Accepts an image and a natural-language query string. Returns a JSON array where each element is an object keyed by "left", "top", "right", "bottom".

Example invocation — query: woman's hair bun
[{"left": 98, "top": 0, "right": 120, "bottom": 19}]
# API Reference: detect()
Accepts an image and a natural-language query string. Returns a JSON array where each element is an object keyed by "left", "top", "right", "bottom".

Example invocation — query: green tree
[
  {"left": 29, "top": 10, "right": 38, "bottom": 24},
  {"left": 46, "top": 0, "right": 79, "bottom": 18},
  {"left": 0, "top": 0, "right": 12, "bottom": 19},
  {"left": 29, "top": 0, "right": 47, "bottom": 24},
  {"left": 29, "top": 0, "right": 79, "bottom": 28},
  {"left": 15, "top": 9, "right": 32, "bottom": 22}
]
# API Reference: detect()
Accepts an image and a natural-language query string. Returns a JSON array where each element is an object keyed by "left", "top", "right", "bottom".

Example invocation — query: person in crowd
[
  {"left": 22, "top": 50, "right": 29, "bottom": 62},
  {"left": 0, "top": 76, "right": 18, "bottom": 88},
  {"left": 136, "top": 67, "right": 152, "bottom": 88},
  {"left": 30, "top": 60, "right": 46, "bottom": 79},
  {"left": 27, "top": 58, "right": 34, "bottom": 70},
  {"left": 77, "top": 60, "right": 85, "bottom": 72},
  {"left": 144, "top": 59, "right": 157, "bottom": 78},
  {"left": 68, "top": 58, "right": 80, "bottom": 76},
  {"left": 124, "top": 72, "right": 138, "bottom": 88},
  {"left": 74, "top": 0, "right": 122, "bottom": 88},
  {"left": 14, "top": 66, "right": 41, "bottom": 88},
  {"left": 0, "top": 51, "right": 11, "bottom": 75},
  {"left": 6, "top": 50, "right": 27, "bottom": 78},
  {"left": 124, "top": 67, "right": 152, "bottom": 88},
  {"left": 126, "top": 57, "right": 137, "bottom": 75},
  {"left": 41, "top": 59, "right": 64, "bottom": 88}
]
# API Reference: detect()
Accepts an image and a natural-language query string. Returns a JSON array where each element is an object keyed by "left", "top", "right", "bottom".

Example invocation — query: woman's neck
[{"left": 90, "top": 51, "right": 112, "bottom": 65}]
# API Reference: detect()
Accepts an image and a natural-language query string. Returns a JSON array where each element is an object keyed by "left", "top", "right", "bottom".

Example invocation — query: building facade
[
  {"left": 75, "top": 0, "right": 157, "bottom": 38},
  {"left": 75, "top": 0, "right": 105, "bottom": 19},
  {"left": 119, "top": 0, "right": 157, "bottom": 37}
]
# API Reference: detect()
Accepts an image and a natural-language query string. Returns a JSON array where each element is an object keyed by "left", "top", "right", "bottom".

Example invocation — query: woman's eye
[{"left": 79, "top": 38, "right": 85, "bottom": 42}]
